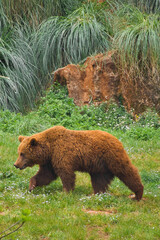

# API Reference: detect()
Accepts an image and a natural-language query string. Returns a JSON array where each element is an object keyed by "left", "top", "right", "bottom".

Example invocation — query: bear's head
[{"left": 14, "top": 135, "right": 49, "bottom": 170}]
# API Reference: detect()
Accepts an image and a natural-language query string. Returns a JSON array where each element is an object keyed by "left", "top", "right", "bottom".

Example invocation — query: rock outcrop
[
  {"left": 53, "top": 52, "right": 160, "bottom": 114},
  {"left": 53, "top": 52, "right": 120, "bottom": 106}
]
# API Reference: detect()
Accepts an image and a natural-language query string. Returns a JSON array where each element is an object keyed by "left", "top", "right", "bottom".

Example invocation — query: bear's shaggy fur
[{"left": 14, "top": 126, "right": 144, "bottom": 200}]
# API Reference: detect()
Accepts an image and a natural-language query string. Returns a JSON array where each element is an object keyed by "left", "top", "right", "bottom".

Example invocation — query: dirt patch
[
  {"left": 128, "top": 194, "right": 147, "bottom": 201},
  {"left": 82, "top": 209, "right": 117, "bottom": 215},
  {"left": 0, "top": 212, "right": 5, "bottom": 216},
  {"left": 86, "top": 226, "right": 109, "bottom": 240}
]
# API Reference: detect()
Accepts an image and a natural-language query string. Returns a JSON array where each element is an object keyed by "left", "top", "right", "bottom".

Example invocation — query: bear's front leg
[
  {"left": 29, "top": 176, "right": 37, "bottom": 191},
  {"left": 29, "top": 163, "right": 58, "bottom": 191}
]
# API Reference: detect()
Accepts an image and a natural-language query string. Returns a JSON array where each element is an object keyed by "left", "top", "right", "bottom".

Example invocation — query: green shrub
[
  {"left": 0, "top": 84, "right": 159, "bottom": 137},
  {"left": 37, "top": 84, "right": 134, "bottom": 131},
  {"left": 37, "top": 84, "right": 160, "bottom": 134}
]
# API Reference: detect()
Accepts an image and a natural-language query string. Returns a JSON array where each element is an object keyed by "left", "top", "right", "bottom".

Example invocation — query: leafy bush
[
  {"left": 37, "top": 84, "right": 134, "bottom": 131},
  {"left": 0, "top": 110, "right": 22, "bottom": 132},
  {"left": 0, "top": 84, "right": 159, "bottom": 137}
]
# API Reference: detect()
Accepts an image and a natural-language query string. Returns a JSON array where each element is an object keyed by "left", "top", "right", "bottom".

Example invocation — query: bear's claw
[{"left": 29, "top": 178, "right": 36, "bottom": 191}]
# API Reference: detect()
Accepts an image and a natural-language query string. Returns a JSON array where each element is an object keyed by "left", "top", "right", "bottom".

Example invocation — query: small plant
[{"left": 0, "top": 209, "right": 30, "bottom": 239}]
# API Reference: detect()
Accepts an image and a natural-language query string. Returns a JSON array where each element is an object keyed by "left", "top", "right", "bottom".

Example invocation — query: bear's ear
[
  {"left": 30, "top": 138, "right": 38, "bottom": 147},
  {"left": 18, "top": 136, "right": 27, "bottom": 142}
]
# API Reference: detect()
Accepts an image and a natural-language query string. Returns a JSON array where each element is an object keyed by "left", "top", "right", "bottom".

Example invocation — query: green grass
[
  {"left": 0, "top": 129, "right": 160, "bottom": 240},
  {"left": 0, "top": 85, "right": 160, "bottom": 239}
]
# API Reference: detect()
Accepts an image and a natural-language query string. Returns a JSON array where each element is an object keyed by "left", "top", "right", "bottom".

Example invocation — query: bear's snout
[
  {"left": 14, "top": 164, "right": 19, "bottom": 168},
  {"left": 14, "top": 162, "right": 27, "bottom": 170}
]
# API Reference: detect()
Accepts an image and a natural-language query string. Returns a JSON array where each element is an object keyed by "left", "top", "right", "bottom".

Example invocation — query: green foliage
[
  {"left": 0, "top": 84, "right": 159, "bottom": 137},
  {"left": 0, "top": 109, "right": 50, "bottom": 135},
  {"left": 21, "top": 209, "right": 31, "bottom": 223},
  {"left": 0, "top": 3, "right": 12, "bottom": 45},
  {"left": 37, "top": 84, "right": 134, "bottom": 131},
  {"left": 37, "top": 84, "right": 160, "bottom": 133},
  {"left": 1, "top": 0, "right": 160, "bottom": 113},
  {"left": 0, "top": 110, "right": 21, "bottom": 132}
]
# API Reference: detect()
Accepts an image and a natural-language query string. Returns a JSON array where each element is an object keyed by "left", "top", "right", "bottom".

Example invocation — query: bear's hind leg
[
  {"left": 59, "top": 171, "right": 76, "bottom": 193},
  {"left": 90, "top": 171, "right": 114, "bottom": 194},
  {"left": 29, "top": 163, "right": 57, "bottom": 191}
]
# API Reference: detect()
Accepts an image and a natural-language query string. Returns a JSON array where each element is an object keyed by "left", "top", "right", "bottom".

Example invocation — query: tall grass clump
[
  {"left": 114, "top": 6, "right": 160, "bottom": 66},
  {"left": 0, "top": 25, "right": 42, "bottom": 112},
  {"left": 34, "top": 2, "right": 112, "bottom": 74}
]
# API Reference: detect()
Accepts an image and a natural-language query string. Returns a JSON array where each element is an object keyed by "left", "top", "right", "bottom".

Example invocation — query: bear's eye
[{"left": 20, "top": 153, "right": 24, "bottom": 157}]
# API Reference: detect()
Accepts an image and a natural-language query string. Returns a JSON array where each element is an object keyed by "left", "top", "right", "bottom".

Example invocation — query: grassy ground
[{"left": 0, "top": 129, "right": 160, "bottom": 240}]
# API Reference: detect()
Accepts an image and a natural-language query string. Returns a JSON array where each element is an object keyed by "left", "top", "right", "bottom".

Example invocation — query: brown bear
[{"left": 14, "top": 126, "right": 144, "bottom": 200}]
